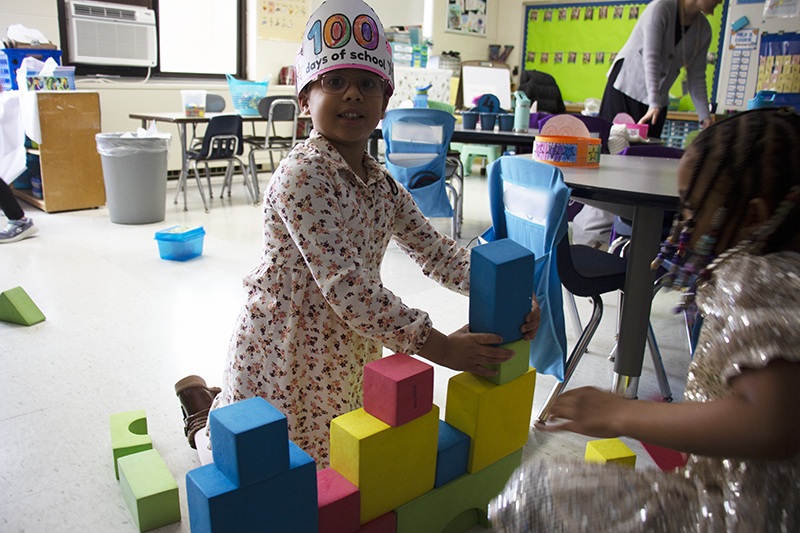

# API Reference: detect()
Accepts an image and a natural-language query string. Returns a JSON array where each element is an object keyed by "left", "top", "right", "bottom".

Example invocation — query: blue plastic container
[
  {"left": 155, "top": 226, "right": 205, "bottom": 261},
  {"left": 0, "top": 49, "right": 62, "bottom": 90}
]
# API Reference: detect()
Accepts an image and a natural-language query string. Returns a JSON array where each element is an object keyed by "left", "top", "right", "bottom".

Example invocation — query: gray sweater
[{"left": 611, "top": 0, "right": 712, "bottom": 121}]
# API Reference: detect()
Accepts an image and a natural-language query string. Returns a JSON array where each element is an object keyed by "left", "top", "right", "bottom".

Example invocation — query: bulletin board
[{"left": 522, "top": 1, "right": 724, "bottom": 106}]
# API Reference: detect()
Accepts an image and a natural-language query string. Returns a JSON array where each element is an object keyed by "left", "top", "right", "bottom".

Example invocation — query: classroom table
[
  {"left": 522, "top": 153, "right": 681, "bottom": 398},
  {"left": 129, "top": 111, "right": 310, "bottom": 205}
]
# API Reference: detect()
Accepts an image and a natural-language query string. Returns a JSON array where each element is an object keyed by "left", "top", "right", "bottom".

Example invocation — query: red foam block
[
  {"left": 640, "top": 441, "right": 689, "bottom": 471},
  {"left": 363, "top": 353, "right": 433, "bottom": 427},
  {"left": 359, "top": 512, "right": 396, "bottom": 532},
  {"left": 318, "top": 468, "right": 360, "bottom": 533}
]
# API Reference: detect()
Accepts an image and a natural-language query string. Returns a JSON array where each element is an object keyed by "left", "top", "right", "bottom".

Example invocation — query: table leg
[
  {"left": 612, "top": 205, "right": 662, "bottom": 398},
  {"left": 172, "top": 124, "right": 189, "bottom": 210}
]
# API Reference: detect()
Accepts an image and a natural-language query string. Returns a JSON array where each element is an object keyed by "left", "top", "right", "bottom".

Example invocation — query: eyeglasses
[{"left": 317, "top": 73, "right": 386, "bottom": 97}]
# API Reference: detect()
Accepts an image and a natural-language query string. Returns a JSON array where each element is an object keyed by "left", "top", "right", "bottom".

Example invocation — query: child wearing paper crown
[
  {"left": 489, "top": 108, "right": 800, "bottom": 532},
  {"left": 176, "top": 0, "right": 540, "bottom": 467}
]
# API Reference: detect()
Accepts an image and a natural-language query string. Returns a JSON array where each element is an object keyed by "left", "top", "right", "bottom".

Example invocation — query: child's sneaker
[{"left": 0, "top": 217, "right": 39, "bottom": 244}]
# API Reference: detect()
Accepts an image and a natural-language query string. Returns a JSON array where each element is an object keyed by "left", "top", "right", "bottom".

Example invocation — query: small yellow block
[
  {"left": 444, "top": 368, "right": 536, "bottom": 474},
  {"left": 330, "top": 405, "right": 439, "bottom": 525},
  {"left": 585, "top": 438, "right": 636, "bottom": 468}
]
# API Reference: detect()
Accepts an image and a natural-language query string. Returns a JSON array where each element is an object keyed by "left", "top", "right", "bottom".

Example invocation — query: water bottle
[
  {"left": 513, "top": 90, "right": 531, "bottom": 133},
  {"left": 413, "top": 84, "right": 432, "bottom": 108}
]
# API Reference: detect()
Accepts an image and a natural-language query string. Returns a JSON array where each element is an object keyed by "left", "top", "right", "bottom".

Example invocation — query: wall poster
[
  {"left": 258, "top": 0, "right": 310, "bottom": 42},
  {"left": 447, "top": 0, "right": 488, "bottom": 36}
]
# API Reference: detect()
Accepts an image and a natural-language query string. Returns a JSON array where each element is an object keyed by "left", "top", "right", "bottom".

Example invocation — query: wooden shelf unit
[{"left": 13, "top": 92, "right": 106, "bottom": 213}]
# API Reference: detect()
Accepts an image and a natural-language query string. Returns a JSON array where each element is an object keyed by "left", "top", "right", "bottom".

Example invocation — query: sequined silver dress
[{"left": 490, "top": 252, "right": 800, "bottom": 532}]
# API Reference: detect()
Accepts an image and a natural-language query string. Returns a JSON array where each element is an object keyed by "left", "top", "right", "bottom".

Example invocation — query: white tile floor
[{"left": 1, "top": 167, "right": 691, "bottom": 532}]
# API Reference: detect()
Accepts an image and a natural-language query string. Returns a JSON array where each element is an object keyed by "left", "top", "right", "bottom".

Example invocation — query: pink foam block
[
  {"left": 359, "top": 512, "right": 396, "bottom": 532},
  {"left": 363, "top": 353, "right": 433, "bottom": 427},
  {"left": 640, "top": 441, "right": 689, "bottom": 471},
  {"left": 318, "top": 468, "right": 361, "bottom": 533}
]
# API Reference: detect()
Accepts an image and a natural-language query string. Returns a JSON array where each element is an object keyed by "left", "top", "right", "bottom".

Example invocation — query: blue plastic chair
[
  {"left": 382, "top": 108, "right": 462, "bottom": 237},
  {"left": 481, "top": 157, "right": 672, "bottom": 424},
  {"left": 480, "top": 156, "right": 570, "bottom": 381}
]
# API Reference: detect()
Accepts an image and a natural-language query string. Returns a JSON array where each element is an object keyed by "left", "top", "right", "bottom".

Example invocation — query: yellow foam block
[
  {"left": 330, "top": 405, "right": 439, "bottom": 524},
  {"left": 444, "top": 369, "right": 536, "bottom": 474},
  {"left": 585, "top": 438, "right": 636, "bottom": 468}
]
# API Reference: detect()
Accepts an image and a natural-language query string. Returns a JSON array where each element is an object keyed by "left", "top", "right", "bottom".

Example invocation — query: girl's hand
[
  {"left": 521, "top": 293, "right": 541, "bottom": 341},
  {"left": 417, "top": 325, "right": 513, "bottom": 377},
  {"left": 700, "top": 117, "right": 713, "bottom": 130},
  {"left": 639, "top": 107, "right": 660, "bottom": 126},
  {"left": 536, "top": 386, "right": 627, "bottom": 438}
]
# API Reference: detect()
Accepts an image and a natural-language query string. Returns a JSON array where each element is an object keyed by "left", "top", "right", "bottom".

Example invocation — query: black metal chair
[
  {"left": 179, "top": 114, "right": 256, "bottom": 212},
  {"left": 244, "top": 96, "right": 301, "bottom": 198}
]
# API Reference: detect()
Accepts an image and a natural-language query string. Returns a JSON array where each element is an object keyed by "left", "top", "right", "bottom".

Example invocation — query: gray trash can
[{"left": 96, "top": 133, "right": 171, "bottom": 224}]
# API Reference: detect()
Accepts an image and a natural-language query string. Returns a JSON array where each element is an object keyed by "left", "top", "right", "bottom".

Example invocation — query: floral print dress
[{"left": 208, "top": 131, "right": 470, "bottom": 466}]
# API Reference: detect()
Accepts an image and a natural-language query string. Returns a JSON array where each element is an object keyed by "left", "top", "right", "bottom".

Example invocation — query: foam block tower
[
  {"left": 468, "top": 238, "right": 534, "bottom": 345},
  {"left": 186, "top": 397, "right": 318, "bottom": 533},
  {"left": 0, "top": 286, "right": 45, "bottom": 326},
  {"left": 110, "top": 409, "right": 153, "bottom": 480},
  {"left": 585, "top": 438, "right": 637, "bottom": 468}
]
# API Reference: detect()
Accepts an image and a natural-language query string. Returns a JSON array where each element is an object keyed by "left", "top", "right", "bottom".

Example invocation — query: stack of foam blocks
[{"left": 185, "top": 238, "right": 538, "bottom": 532}]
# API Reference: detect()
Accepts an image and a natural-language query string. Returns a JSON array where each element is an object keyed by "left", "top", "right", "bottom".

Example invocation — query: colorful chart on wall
[
  {"left": 447, "top": 0, "right": 488, "bottom": 36},
  {"left": 522, "top": 1, "right": 724, "bottom": 108},
  {"left": 258, "top": 0, "right": 310, "bottom": 42}
]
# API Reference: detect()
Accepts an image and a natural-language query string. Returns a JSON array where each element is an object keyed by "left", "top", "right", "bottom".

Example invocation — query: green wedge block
[
  {"left": 110, "top": 410, "right": 153, "bottom": 480},
  {"left": 394, "top": 448, "right": 523, "bottom": 533},
  {"left": 118, "top": 449, "right": 181, "bottom": 532},
  {"left": 0, "top": 286, "right": 45, "bottom": 326}
]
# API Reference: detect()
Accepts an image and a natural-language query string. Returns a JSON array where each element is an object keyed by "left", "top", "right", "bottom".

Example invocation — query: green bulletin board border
[{"left": 522, "top": 1, "right": 723, "bottom": 109}]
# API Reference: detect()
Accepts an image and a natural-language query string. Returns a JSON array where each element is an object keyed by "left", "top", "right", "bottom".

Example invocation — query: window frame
[{"left": 56, "top": 0, "right": 246, "bottom": 80}]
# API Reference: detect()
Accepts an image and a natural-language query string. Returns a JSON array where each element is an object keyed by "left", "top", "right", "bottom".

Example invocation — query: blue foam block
[
  {"left": 469, "top": 238, "right": 535, "bottom": 344},
  {"left": 434, "top": 420, "right": 470, "bottom": 488},
  {"left": 187, "top": 441, "right": 318, "bottom": 533},
  {"left": 209, "top": 397, "right": 290, "bottom": 488}
]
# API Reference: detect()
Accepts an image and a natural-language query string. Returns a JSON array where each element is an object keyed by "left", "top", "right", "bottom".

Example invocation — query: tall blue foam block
[
  {"left": 469, "top": 238, "right": 535, "bottom": 344},
  {"left": 187, "top": 441, "right": 318, "bottom": 533},
  {"left": 209, "top": 396, "right": 289, "bottom": 488},
  {"left": 434, "top": 420, "right": 470, "bottom": 488}
]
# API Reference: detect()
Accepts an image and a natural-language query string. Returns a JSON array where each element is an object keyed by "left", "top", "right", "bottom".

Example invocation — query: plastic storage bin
[
  {"left": 181, "top": 90, "right": 206, "bottom": 117},
  {"left": 155, "top": 226, "right": 206, "bottom": 261},
  {"left": 96, "top": 133, "right": 171, "bottom": 224},
  {"left": 0, "top": 49, "right": 62, "bottom": 90},
  {"left": 226, "top": 74, "right": 270, "bottom": 116}
]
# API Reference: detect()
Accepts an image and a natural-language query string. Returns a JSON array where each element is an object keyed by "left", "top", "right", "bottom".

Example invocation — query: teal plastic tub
[{"left": 155, "top": 226, "right": 205, "bottom": 261}]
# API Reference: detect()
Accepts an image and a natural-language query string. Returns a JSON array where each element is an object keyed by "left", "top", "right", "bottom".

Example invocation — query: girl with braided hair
[{"left": 489, "top": 107, "right": 800, "bottom": 532}]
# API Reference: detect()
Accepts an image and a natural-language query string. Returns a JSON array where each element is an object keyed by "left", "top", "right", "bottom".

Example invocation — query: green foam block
[
  {"left": 110, "top": 410, "right": 152, "bottom": 480},
  {"left": 0, "top": 286, "right": 45, "bottom": 326},
  {"left": 480, "top": 338, "right": 531, "bottom": 386},
  {"left": 118, "top": 449, "right": 181, "bottom": 532},
  {"left": 394, "top": 448, "right": 523, "bottom": 533}
]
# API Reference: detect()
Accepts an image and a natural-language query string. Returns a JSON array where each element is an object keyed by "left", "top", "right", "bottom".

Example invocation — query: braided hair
[{"left": 674, "top": 107, "right": 800, "bottom": 256}]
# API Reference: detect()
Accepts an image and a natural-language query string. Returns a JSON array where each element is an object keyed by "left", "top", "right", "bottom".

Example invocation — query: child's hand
[
  {"left": 417, "top": 325, "right": 513, "bottom": 377},
  {"left": 536, "top": 386, "right": 627, "bottom": 438},
  {"left": 521, "top": 293, "right": 541, "bottom": 341}
]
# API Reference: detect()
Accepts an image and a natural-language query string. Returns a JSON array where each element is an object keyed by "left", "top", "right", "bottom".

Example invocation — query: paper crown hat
[{"left": 295, "top": 0, "right": 394, "bottom": 96}]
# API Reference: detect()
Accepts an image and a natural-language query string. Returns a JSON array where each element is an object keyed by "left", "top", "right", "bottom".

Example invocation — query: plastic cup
[
  {"left": 480, "top": 113, "right": 497, "bottom": 131},
  {"left": 181, "top": 90, "right": 207, "bottom": 117},
  {"left": 497, "top": 113, "right": 514, "bottom": 132},
  {"left": 462, "top": 111, "right": 479, "bottom": 129}
]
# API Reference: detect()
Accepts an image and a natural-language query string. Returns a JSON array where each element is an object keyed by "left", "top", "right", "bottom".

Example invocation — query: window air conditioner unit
[{"left": 66, "top": 0, "right": 157, "bottom": 67}]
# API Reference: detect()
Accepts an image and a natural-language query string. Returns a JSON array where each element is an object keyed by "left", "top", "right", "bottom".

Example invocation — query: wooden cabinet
[{"left": 14, "top": 91, "right": 106, "bottom": 212}]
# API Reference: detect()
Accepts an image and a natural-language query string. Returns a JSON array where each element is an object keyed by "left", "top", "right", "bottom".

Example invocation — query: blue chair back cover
[
  {"left": 382, "top": 108, "right": 456, "bottom": 218},
  {"left": 481, "top": 156, "right": 571, "bottom": 380}
]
